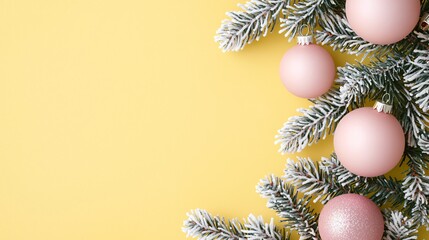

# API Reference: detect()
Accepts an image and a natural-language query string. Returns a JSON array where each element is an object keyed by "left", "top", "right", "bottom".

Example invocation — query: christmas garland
[{"left": 184, "top": 0, "right": 429, "bottom": 239}]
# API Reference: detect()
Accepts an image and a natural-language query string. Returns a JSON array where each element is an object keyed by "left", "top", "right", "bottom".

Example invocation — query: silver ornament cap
[
  {"left": 373, "top": 94, "right": 392, "bottom": 114},
  {"left": 297, "top": 24, "right": 313, "bottom": 45},
  {"left": 420, "top": 12, "right": 429, "bottom": 32},
  {"left": 297, "top": 35, "right": 313, "bottom": 45}
]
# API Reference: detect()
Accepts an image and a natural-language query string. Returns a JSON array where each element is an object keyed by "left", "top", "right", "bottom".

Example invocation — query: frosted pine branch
[
  {"left": 284, "top": 155, "right": 405, "bottom": 206},
  {"left": 316, "top": 12, "right": 394, "bottom": 58},
  {"left": 383, "top": 210, "right": 418, "bottom": 240},
  {"left": 279, "top": 0, "right": 343, "bottom": 41},
  {"left": 183, "top": 209, "right": 289, "bottom": 240},
  {"left": 402, "top": 149, "right": 429, "bottom": 226},
  {"left": 279, "top": 0, "right": 321, "bottom": 40},
  {"left": 257, "top": 175, "right": 318, "bottom": 240},
  {"left": 404, "top": 48, "right": 429, "bottom": 113},
  {"left": 215, "top": 0, "right": 288, "bottom": 52},
  {"left": 415, "top": 30, "right": 429, "bottom": 43},
  {"left": 243, "top": 215, "right": 290, "bottom": 240},
  {"left": 284, "top": 157, "right": 352, "bottom": 203},
  {"left": 317, "top": 12, "right": 417, "bottom": 59},
  {"left": 338, "top": 56, "right": 406, "bottom": 104},
  {"left": 276, "top": 89, "right": 347, "bottom": 153},
  {"left": 419, "top": 133, "right": 429, "bottom": 154}
]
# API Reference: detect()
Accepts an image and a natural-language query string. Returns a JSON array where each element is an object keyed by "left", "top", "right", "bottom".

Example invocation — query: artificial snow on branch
[
  {"left": 275, "top": 89, "right": 347, "bottom": 153},
  {"left": 402, "top": 149, "right": 429, "bottom": 227},
  {"left": 284, "top": 155, "right": 406, "bottom": 207},
  {"left": 215, "top": 0, "right": 289, "bottom": 52},
  {"left": 256, "top": 175, "right": 319, "bottom": 240},
  {"left": 383, "top": 210, "right": 418, "bottom": 240},
  {"left": 316, "top": 12, "right": 394, "bottom": 58},
  {"left": 279, "top": 0, "right": 344, "bottom": 41},
  {"left": 404, "top": 48, "right": 429, "bottom": 113},
  {"left": 183, "top": 209, "right": 289, "bottom": 240},
  {"left": 284, "top": 157, "right": 351, "bottom": 203}
]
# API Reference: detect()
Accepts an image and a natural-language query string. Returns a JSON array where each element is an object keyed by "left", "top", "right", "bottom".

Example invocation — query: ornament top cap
[
  {"left": 373, "top": 93, "right": 393, "bottom": 114},
  {"left": 297, "top": 35, "right": 313, "bottom": 45},
  {"left": 297, "top": 24, "right": 313, "bottom": 45}
]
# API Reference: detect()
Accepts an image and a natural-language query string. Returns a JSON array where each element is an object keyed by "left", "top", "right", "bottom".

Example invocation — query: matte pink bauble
[
  {"left": 346, "top": 0, "right": 421, "bottom": 45},
  {"left": 334, "top": 107, "right": 405, "bottom": 177},
  {"left": 279, "top": 40, "right": 335, "bottom": 98},
  {"left": 319, "top": 194, "right": 384, "bottom": 240}
]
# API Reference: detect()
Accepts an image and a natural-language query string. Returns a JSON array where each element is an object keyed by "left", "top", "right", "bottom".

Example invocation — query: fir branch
[
  {"left": 337, "top": 56, "right": 406, "bottom": 104},
  {"left": 183, "top": 209, "right": 289, "bottom": 240},
  {"left": 257, "top": 175, "right": 319, "bottom": 239},
  {"left": 419, "top": 133, "right": 429, "bottom": 154},
  {"left": 284, "top": 155, "right": 405, "bottom": 206},
  {"left": 316, "top": 12, "right": 417, "bottom": 59},
  {"left": 284, "top": 157, "right": 352, "bottom": 203},
  {"left": 215, "top": 0, "right": 288, "bottom": 52},
  {"left": 275, "top": 89, "right": 347, "bottom": 153},
  {"left": 402, "top": 149, "right": 429, "bottom": 226},
  {"left": 279, "top": 0, "right": 344, "bottom": 41},
  {"left": 243, "top": 215, "right": 290, "bottom": 240},
  {"left": 404, "top": 48, "right": 429, "bottom": 113},
  {"left": 279, "top": 0, "right": 322, "bottom": 40},
  {"left": 368, "top": 177, "right": 405, "bottom": 207},
  {"left": 316, "top": 12, "right": 391, "bottom": 57},
  {"left": 415, "top": 30, "right": 429, "bottom": 43},
  {"left": 183, "top": 209, "right": 246, "bottom": 239},
  {"left": 383, "top": 209, "right": 418, "bottom": 240}
]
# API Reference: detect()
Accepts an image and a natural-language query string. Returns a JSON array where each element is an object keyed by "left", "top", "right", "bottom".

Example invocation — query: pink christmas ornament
[
  {"left": 319, "top": 194, "right": 384, "bottom": 240},
  {"left": 346, "top": 0, "right": 421, "bottom": 45},
  {"left": 334, "top": 99, "right": 405, "bottom": 177},
  {"left": 279, "top": 33, "right": 335, "bottom": 98}
]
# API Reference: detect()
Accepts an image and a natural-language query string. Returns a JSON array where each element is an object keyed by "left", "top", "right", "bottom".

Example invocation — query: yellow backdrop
[{"left": 0, "top": 0, "right": 427, "bottom": 239}]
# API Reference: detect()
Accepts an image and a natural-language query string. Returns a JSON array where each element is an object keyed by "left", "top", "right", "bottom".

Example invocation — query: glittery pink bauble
[
  {"left": 319, "top": 194, "right": 384, "bottom": 240},
  {"left": 279, "top": 44, "right": 335, "bottom": 98},
  {"left": 346, "top": 0, "right": 421, "bottom": 45},
  {"left": 334, "top": 107, "right": 405, "bottom": 177}
]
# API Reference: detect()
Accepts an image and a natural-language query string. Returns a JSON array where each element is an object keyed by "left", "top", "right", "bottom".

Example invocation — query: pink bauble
[
  {"left": 279, "top": 44, "right": 335, "bottom": 98},
  {"left": 334, "top": 107, "right": 405, "bottom": 177},
  {"left": 319, "top": 194, "right": 384, "bottom": 240},
  {"left": 346, "top": 0, "right": 421, "bottom": 45}
]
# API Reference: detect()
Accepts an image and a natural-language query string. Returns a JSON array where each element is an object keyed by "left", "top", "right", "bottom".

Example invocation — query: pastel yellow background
[{"left": 0, "top": 0, "right": 427, "bottom": 239}]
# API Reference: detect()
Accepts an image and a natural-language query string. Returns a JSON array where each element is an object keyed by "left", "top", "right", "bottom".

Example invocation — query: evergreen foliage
[{"left": 185, "top": 0, "right": 429, "bottom": 238}]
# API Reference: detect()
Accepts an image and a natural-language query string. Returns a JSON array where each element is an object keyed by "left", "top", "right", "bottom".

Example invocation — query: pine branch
[
  {"left": 415, "top": 30, "right": 429, "bottom": 43},
  {"left": 243, "top": 215, "right": 290, "bottom": 240},
  {"left": 257, "top": 175, "right": 319, "bottom": 239},
  {"left": 316, "top": 12, "right": 392, "bottom": 58},
  {"left": 418, "top": 133, "right": 429, "bottom": 154},
  {"left": 215, "top": 0, "right": 288, "bottom": 52},
  {"left": 183, "top": 209, "right": 289, "bottom": 240},
  {"left": 183, "top": 209, "right": 246, "bottom": 240},
  {"left": 284, "top": 155, "right": 405, "bottom": 206},
  {"left": 279, "top": 0, "right": 344, "bottom": 41},
  {"left": 284, "top": 157, "right": 352, "bottom": 203},
  {"left": 383, "top": 209, "right": 418, "bottom": 240},
  {"left": 368, "top": 177, "right": 405, "bottom": 207},
  {"left": 402, "top": 149, "right": 429, "bottom": 226},
  {"left": 404, "top": 48, "right": 429, "bottom": 113},
  {"left": 275, "top": 89, "right": 347, "bottom": 153}
]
